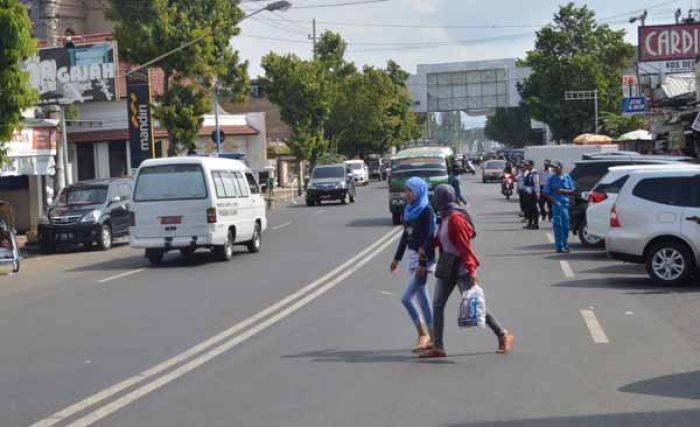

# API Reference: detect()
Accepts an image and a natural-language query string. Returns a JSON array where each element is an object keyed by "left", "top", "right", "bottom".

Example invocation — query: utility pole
[
  {"left": 214, "top": 83, "right": 222, "bottom": 154},
  {"left": 309, "top": 18, "right": 317, "bottom": 59}
]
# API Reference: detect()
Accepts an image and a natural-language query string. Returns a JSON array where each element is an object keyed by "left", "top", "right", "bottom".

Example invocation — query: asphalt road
[{"left": 3, "top": 175, "right": 700, "bottom": 426}]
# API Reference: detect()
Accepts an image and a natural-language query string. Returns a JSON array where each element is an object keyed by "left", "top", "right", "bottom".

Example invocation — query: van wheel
[
  {"left": 247, "top": 223, "right": 261, "bottom": 253},
  {"left": 146, "top": 249, "right": 164, "bottom": 266},
  {"left": 214, "top": 230, "right": 235, "bottom": 261},
  {"left": 98, "top": 224, "right": 112, "bottom": 251},
  {"left": 645, "top": 240, "right": 694, "bottom": 285}
]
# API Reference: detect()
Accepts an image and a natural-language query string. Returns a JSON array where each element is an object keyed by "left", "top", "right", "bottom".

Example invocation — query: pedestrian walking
[
  {"left": 523, "top": 160, "right": 541, "bottom": 230},
  {"left": 391, "top": 177, "right": 436, "bottom": 352},
  {"left": 544, "top": 162, "right": 575, "bottom": 253},
  {"left": 420, "top": 184, "right": 514, "bottom": 358},
  {"left": 539, "top": 160, "right": 554, "bottom": 221},
  {"left": 448, "top": 165, "right": 467, "bottom": 205},
  {"left": 516, "top": 165, "right": 526, "bottom": 219}
]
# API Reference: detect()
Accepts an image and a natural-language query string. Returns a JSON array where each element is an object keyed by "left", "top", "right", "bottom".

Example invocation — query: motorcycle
[
  {"left": 501, "top": 173, "right": 514, "bottom": 201},
  {"left": 464, "top": 160, "right": 476, "bottom": 175}
]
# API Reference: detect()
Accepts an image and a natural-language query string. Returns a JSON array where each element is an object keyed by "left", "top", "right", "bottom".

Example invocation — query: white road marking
[
  {"left": 313, "top": 209, "right": 326, "bottom": 215},
  {"left": 546, "top": 233, "right": 555, "bottom": 244},
  {"left": 271, "top": 222, "right": 292, "bottom": 231},
  {"left": 379, "top": 291, "right": 394, "bottom": 296},
  {"left": 97, "top": 269, "right": 146, "bottom": 284},
  {"left": 560, "top": 260, "right": 575, "bottom": 278},
  {"left": 580, "top": 309, "right": 610, "bottom": 344},
  {"left": 31, "top": 227, "right": 402, "bottom": 427}
]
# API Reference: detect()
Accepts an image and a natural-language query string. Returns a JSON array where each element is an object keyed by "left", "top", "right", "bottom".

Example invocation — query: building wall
[{"left": 223, "top": 97, "right": 291, "bottom": 142}]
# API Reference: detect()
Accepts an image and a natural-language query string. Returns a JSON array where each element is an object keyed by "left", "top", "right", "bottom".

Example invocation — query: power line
[{"left": 292, "top": 0, "right": 389, "bottom": 9}]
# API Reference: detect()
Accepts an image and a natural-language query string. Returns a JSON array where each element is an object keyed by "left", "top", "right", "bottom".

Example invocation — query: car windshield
[
  {"left": 392, "top": 169, "right": 447, "bottom": 179},
  {"left": 134, "top": 164, "right": 207, "bottom": 201},
  {"left": 58, "top": 186, "right": 108, "bottom": 205},
  {"left": 485, "top": 161, "right": 506, "bottom": 169},
  {"left": 349, "top": 163, "right": 363, "bottom": 170},
  {"left": 392, "top": 157, "right": 446, "bottom": 172},
  {"left": 313, "top": 167, "right": 344, "bottom": 179}
]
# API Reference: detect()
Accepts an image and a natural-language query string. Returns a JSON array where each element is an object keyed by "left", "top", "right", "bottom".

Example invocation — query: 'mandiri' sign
[
  {"left": 24, "top": 42, "right": 119, "bottom": 105},
  {"left": 639, "top": 23, "right": 700, "bottom": 62},
  {"left": 126, "top": 70, "right": 155, "bottom": 169}
]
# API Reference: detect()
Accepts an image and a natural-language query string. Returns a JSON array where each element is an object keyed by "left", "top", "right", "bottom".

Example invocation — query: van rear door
[{"left": 132, "top": 164, "right": 210, "bottom": 240}]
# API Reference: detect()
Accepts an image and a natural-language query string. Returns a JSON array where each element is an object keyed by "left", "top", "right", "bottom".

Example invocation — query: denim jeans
[
  {"left": 432, "top": 275, "right": 505, "bottom": 349},
  {"left": 401, "top": 270, "right": 433, "bottom": 328}
]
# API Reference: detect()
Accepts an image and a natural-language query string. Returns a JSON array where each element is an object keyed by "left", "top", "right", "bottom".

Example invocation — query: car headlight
[
  {"left": 80, "top": 209, "right": 101, "bottom": 224},
  {"left": 336, "top": 181, "right": 346, "bottom": 189}
]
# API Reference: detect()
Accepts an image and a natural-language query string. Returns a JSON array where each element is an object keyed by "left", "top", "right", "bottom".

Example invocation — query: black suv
[
  {"left": 306, "top": 164, "right": 356, "bottom": 206},
  {"left": 39, "top": 178, "right": 133, "bottom": 253},
  {"left": 569, "top": 159, "right": 682, "bottom": 247}
]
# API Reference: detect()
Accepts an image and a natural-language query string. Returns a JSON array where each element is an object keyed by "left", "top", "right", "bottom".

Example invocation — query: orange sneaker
[{"left": 497, "top": 331, "right": 514, "bottom": 354}]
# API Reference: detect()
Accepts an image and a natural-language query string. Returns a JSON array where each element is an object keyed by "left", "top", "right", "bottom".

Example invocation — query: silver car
[{"left": 606, "top": 169, "right": 700, "bottom": 285}]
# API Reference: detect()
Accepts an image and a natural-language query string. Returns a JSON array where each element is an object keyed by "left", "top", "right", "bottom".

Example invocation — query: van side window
[
  {"left": 212, "top": 172, "right": 227, "bottom": 198},
  {"left": 632, "top": 177, "right": 697, "bottom": 207},
  {"left": 245, "top": 172, "right": 260, "bottom": 194},
  {"left": 221, "top": 171, "right": 240, "bottom": 198},
  {"left": 233, "top": 172, "right": 250, "bottom": 197}
]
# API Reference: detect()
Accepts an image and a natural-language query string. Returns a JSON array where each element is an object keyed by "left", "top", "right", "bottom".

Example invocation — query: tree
[
  {"left": 108, "top": 0, "right": 250, "bottom": 153},
  {"left": 485, "top": 107, "right": 538, "bottom": 148},
  {"left": 519, "top": 3, "right": 635, "bottom": 142},
  {"left": 598, "top": 112, "right": 648, "bottom": 137},
  {"left": 0, "top": 0, "right": 37, "bottom": 159}
]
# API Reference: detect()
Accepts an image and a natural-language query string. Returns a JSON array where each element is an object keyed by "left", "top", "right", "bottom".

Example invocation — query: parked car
[
  {"left": 39, "top": 178, "right": 134, "bottom": 253},
  {"left": 482, "top": 160, "right": 507, "bottom": 183},
  {"left": 306, "top": 164, "right": 356, "bottom": 206},
  {"left": 606, "top": 169, "right": 700, "bottom": 285},
  {"left": 130, "top": 157, "right": 267, "bottom": 265},
  {"left": 568, "top": 159, "right": 685, "bottom": 247},
  {"left": 586, "top": 164, "right": 700, "bottom": 246},
  {"left": 345, "top": 160, "right": 369, "bottom": 185}
]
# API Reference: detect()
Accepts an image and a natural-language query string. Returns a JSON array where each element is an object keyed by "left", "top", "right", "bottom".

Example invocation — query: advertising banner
[
  {"left": 639, "top": 24, "right": 700, "bottom": 62},
  {"left": 24, "top": 42, "right": 119, "bottom": 105},
  {"left": 126, "top": 70, "right": 155, "bottom": 170},
  {"left": 1, "top": 127, "right": 58, "bottom": 176},
  {"left": 622, "top": 97, "right": 646, "bottom": 115}
]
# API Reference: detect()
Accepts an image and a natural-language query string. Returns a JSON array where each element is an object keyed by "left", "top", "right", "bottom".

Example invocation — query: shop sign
[
  {"left": 24, "top": 42, "right": 119, "bottom": 105},
  {"left": 622, "top": 97, "right": 646, "bottom": 115},
  {"left": 639, "top": 24, "right": 700, "bottom": 61},
  {"left": 126, "top": 70, "right": 155, "bottom": 169},
  {"left": 5, "top": 127, "right": 57, "bottom": 157}
]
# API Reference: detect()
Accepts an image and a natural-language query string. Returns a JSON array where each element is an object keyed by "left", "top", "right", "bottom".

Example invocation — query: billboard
[
  {"left": 639, "top": 24, "right": 700, "bottom": 62},
  {"left": 24, "top": 42, "right": 119, "bottom": 105},
  {"left": 126, "top": 70, "right": 155, "bottom": 169}
]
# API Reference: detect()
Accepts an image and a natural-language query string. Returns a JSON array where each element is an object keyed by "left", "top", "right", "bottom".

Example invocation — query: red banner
[{"left": 639, "top": 24, "right": 700, "bottom": 61}]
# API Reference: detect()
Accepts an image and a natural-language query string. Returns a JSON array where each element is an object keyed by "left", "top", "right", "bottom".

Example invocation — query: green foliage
[
  {"left": 519, "top": 3, "right": 635, "bottom": 141},
  {"left": 155, "top": 83, "right": 211, "bottom": 153},
  {"left": 0, "top": 0, "right": 37, "bottom": 160},
  {"left": 108, "top": 0, "right": 250, "bottom": 152},
  {"left": 599, "top": 112, "right": 648, "bottom": 137},
  {"left": 484, "top": 107, "right": 538, "bottom": 148}
]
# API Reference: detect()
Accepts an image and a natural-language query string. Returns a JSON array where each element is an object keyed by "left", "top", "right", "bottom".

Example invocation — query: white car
[
  {"left": 130, "top": 157, "right": 267, "bottom": 265},
  {"left": 606, "top": 168, "right": 700, "bottom": 285},
  {"left": 586, "top": 164, "right": 700, "bottom": 243},
  {"left": 345, "top": 160, "right": 369, "bottom": 185}
]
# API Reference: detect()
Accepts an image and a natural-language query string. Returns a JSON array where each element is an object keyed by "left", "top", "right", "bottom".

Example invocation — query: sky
[{"left": 234, "top": 0, "right": 692, "bottom": 127}]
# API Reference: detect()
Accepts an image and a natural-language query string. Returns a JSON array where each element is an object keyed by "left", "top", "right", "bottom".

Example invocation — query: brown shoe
[
  {"left": 413, "top": 324, "right": 433, "bottom": 353},
  {"left": 419, "top": 347, "right": 446, "bottom": 358},
  {"left": 497, "top": 331, "right": 514, "bottom": 354}
]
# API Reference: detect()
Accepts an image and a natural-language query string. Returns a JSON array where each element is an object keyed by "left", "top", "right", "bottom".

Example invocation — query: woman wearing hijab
[
  {"left": 391, "top": 177, "right": 436, "bottom": 352},
  {"left": 421, "top": 184, "right": 514, "bottom": 358}
]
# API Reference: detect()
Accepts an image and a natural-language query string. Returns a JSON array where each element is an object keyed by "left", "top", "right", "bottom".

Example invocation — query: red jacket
[{"left": 436, "top": 211, "right": 480, "bottom": 277}]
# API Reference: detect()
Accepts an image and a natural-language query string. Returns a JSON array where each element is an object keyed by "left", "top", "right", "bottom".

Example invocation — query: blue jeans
[
  {"left": 401, "top": 270, "right": 433, "bottom": 328},
  {"left": 552, "top": 202, "right": 570, "bottom": 250}
]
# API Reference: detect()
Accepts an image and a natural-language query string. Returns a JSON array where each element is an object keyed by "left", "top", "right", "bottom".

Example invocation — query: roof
[
  {"left": 627, "top": 168, "right": 700, "bottom": 178},
  {"left": 344, "top": 159, "right": 366, "bottom": 164},
  {"left": 394, "top": 147, "right": 452, "bottom": 159},
  {"left": 69, "top": 177, "right": 130, "bottom": 187},
  {"left": 574, "top": 158, "right": 684, "bottom": 166},
  {"left": 659, "top": 73, "right": 695, "bottom": 99},
  {"left": 315, "top": 163, "right": 346, "bottom": 169},
  {"left": 138, "top": 156, "right": 248, "bottom": 171}
]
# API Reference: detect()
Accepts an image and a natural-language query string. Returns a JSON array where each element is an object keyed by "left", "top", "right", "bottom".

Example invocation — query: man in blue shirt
[{"left": 544, "top": 161, "right": 575, "bottom": 253}]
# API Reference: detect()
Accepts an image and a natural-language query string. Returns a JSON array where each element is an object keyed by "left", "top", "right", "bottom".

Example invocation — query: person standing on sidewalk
[
  {"left": 539, "top": 160, "right": 554, "bottom": 222},
  {"left": 516, "top": 165, "right": 526, "bottom": 219},
  {"left": 391, "top": 177, "right": 436, "bottom": 352},
  {"left": 544, "top": 162, "right": 575, "bottom": 253},
  {"left": 523, "top": 160, "right": 541, "bottom": 229},
  {"left": 421, "top": 184, "right": 514, "bottom": 358}
]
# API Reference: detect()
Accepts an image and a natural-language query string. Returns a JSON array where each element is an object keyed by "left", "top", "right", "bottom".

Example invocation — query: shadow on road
[
  {"left": 582, "top": 263, "right": 645, "bottom": 275},
  {"left": 443, "top": 408, "right": 700, "bottom": 427},
  {"left": 346, "top": 218, "right": 394, "bottom": 228},
  {"left": 67, "top": 249, "right": 248, "bottom": 272},
  {"left": 544, "top": 251, "right": 608, "bottom": 262},
  {"left": 620, "top": 370, "right": 700, "bottom": 400},
  {"left": 282, "top": 348, "right": 492, "bottom": 364},
  {"left": 552, "top": 277, "right": 698, "bottom": 293}
]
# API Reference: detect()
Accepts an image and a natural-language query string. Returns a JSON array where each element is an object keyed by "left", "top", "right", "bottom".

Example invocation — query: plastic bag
[{"left": 458, "top": 284, "right": 486, "bottom": 328}]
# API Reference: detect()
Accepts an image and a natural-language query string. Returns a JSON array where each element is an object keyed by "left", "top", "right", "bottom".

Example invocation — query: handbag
[
  {"left": 435, "top": 250, "right": 461, "bottom": 281},
  {"left": 458, "top": 283, "right": 486, "bottom": 328}
]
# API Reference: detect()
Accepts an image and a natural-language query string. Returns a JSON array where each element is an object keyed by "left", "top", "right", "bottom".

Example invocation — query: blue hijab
[{"left": 403, "top": 177, "right": 429, "bottom": 222}]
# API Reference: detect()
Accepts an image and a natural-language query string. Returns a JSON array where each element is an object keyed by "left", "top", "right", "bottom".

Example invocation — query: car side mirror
[{"left": 109, "top": 196, "right": 121, "bottom": 205}]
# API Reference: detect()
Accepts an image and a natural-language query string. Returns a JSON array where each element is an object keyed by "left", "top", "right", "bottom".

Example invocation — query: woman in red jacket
[{"left": 421, "top": 184, "right": 514, "bottom": 358}]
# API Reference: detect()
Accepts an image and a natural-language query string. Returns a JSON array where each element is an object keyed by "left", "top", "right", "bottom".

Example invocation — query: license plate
[
  {"left": 159, "top": 216, "right": 182, "bottom": 225},
  {"left": 56, "top": 232, "right": 73, "bottom": 241},
  {"left": 320, "top": 194, "right": 332, "bottom": 199}
]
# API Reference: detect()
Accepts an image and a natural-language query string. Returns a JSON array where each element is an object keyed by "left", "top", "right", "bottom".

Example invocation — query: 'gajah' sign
[{"left": 639, "top": 24, "right": 700, "bottom": 62}]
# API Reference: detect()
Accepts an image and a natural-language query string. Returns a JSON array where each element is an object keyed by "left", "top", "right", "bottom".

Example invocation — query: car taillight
[
  {"left": 610, "top": 204, "right": 621, "bottom": 228},
  {"left": 207, "top": 208, "right": 217, "bottom": 224},
  {"left": 129, "top": 212, "right": 135, "bottom": 227},
  {"left": 588, "top": 191, "right": 608, "bottom": 204}
]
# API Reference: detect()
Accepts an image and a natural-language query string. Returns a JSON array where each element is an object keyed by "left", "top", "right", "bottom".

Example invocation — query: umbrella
[
  {"left": 616, "top": 129, "right": 653, "bottom": 142},
  {"left": 573, "top": 133, "right": 613, "bottom": 145}
]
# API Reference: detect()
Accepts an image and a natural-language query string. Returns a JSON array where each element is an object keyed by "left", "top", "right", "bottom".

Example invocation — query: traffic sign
[
  {"left": 622, "top": 97, "right": 646, "bottom": 115},
  {"left": 211, "top": 129, "right": 225, "bottom": 144}
]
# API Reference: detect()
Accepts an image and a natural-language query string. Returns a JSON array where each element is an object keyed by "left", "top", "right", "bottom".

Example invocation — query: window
[
  {"left": 212, "top": 172, "right": 227, "bottom": 198},
  {"left": 222, "top": 171, "right": 240, "bottom": 198},
  {"left": 593, "top": 176, "right": 629, "bottom": 194},
  {"left": 313, "top": 167, "right": 344, "bottom": 179},
  {"left": 59, "top": 186, "right": 108, "bottom": 205},
  {"left": 245, "top": 172, "right": 260, "bottom": 194},
  {"left": 632, "top": 176, "right": 699, "bottom": 207},
  {"left": 118, "top": 183, "right": 133, "bottom": 200},
  {"left": 134, "top": 164, "right": 207, "bottom": 201},
  {"left": 234, "top": 172, "right": 250, "bottom": 197}
]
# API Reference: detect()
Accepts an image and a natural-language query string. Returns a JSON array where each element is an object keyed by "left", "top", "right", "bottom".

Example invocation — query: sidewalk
[{"left": 266, "top": 186, "right": 303, "bottom": 209}]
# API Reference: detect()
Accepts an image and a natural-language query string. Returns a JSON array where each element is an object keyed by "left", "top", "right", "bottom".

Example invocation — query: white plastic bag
[{"left": 458, "top": 284, "right": 486, "bottom": 328}]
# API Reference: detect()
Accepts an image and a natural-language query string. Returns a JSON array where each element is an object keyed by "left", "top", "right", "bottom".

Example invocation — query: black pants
[
  {"left": 538, "top": 197, "right": 552, "bottom": 220},
  {"left": 432, "top": 275, "right": 505, "bottom": 349},
  {"left": 518, "top": 190, "right": 526, "bottom": 213},
  {"left": 524, "top": 193, "right": 539, "bottom": 227}
]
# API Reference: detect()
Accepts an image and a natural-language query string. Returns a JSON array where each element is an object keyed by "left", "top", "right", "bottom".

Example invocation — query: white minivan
[{"left": 130, "top": 157, "right": 267, "bottom": 265}]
